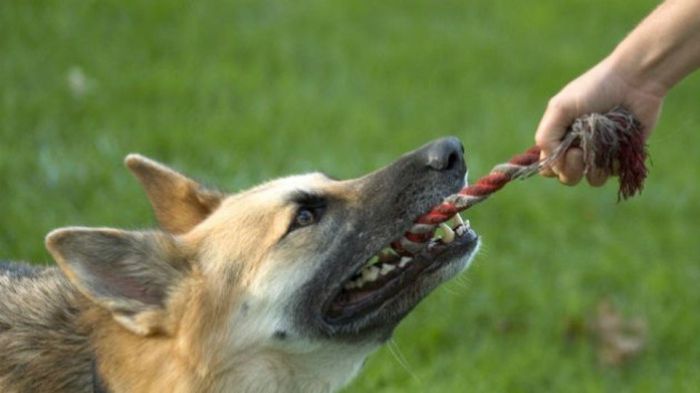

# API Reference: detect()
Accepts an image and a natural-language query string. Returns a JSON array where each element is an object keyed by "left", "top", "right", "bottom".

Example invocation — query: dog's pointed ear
[
  {"left": 125, "top": 154, "right": 224, "bottom": 234},
  {"left": 46, "top": 227, "right": 190, "bottom": 336}
]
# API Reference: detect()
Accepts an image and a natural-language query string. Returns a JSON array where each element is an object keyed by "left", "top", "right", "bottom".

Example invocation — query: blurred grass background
[{"left": 1, "top": 0, "right": 699, "bottom": 391}]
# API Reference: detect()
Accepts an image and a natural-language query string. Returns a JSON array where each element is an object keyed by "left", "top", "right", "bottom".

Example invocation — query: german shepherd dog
[{"left": 0, "top": 137, "right": 480, "bottom": 393}]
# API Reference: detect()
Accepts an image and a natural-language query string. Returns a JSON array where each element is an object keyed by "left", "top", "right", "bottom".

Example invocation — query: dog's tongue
[{"left": 393, "top": 107, "right": 648, "bottom": 257}]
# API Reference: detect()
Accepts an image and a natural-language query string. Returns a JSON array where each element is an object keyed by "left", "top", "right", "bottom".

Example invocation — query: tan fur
[{"left": 125, "top": 154, "right": 224, "bottom": 234}]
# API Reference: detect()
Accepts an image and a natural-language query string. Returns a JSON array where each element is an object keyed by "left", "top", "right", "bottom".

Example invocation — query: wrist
[
  {"left": 604, "top": 49, "right": 670, "bottom": 99},
  {"left": 605, "top": 0, "right": 700, "bottom": 99}
]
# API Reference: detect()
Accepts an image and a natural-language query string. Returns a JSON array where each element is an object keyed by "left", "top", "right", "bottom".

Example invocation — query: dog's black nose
[{"left": 424, "top": 137, "right": 465, "bottom": 172}]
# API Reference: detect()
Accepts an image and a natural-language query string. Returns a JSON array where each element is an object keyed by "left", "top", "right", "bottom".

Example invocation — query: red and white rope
[{"left": 393, "top": 107, "right": 647, "bottom": 256}]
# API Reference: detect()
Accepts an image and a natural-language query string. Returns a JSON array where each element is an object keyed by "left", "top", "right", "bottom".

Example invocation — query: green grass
[{"left": 2, "top": 0, "right": 700, "bottom": 391}]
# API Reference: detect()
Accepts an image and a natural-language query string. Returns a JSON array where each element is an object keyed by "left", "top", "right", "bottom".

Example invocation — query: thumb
[{"left": 535, "top": 99, "right": 577, "bottom": 176}]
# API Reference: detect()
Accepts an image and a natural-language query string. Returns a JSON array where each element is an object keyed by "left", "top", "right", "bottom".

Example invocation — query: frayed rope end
[{"left": 571, "top": 107, "right": 648, "bottom": 200}]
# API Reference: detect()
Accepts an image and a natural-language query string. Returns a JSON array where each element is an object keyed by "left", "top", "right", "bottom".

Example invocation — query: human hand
[{"left": 535, "top": 57, "right": 664, "bottom": 186}]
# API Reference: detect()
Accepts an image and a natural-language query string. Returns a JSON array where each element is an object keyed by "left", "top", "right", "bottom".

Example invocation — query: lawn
[{"left": 2, "top": 0, "right": 699, "bottom": 391}]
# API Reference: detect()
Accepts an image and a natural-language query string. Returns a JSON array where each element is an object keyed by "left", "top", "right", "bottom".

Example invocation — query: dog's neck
[
  {"left": 87, "top": 292, "right": 372, "bottom": 393},
  {"left": 91, "top": 319, "right": 371, "bottom": 393},
  {"left": 0, "top": 265, "right": 371, "bottom": 393},
  {"left": 207, "top": 342, "right": 373, "bottom": 393},
  {"left": 89, "top": 316, "right": 199, "bottom": 393},
  {"left": 0, "top": 267, "right": 374, "bottom": 393}
]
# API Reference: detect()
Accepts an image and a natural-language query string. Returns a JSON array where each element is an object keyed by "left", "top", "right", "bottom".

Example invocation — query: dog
[{"left": 0, "top": 137, "right": 480, "bottom": 393}]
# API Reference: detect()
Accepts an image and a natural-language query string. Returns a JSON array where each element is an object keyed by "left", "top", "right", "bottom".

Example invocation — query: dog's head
[{"left": 45, "top": 137, "right": 479, "bottom": 387}]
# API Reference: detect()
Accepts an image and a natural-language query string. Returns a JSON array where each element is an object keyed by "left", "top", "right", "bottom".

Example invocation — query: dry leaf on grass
[{"left": 590, "top": 298, "right": 648, "bottom": 367}]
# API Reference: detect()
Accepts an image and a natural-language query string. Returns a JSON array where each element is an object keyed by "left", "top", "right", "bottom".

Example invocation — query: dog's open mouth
[{"left": 324, "top": 213, "right": 477, "bottom": 323}]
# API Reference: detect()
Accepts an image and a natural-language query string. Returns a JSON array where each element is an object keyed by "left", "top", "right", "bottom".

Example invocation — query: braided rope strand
[{"left": 393, "top": 107, "right": 647, "bottom": 256}]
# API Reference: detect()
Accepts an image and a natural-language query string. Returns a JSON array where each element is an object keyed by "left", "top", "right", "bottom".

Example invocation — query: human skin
[{"left": 535, "top": 0, "right": 700, "bottom": 186}]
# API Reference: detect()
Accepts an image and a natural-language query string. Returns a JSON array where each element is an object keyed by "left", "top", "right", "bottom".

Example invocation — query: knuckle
[
  {"left": 547, "top": 96, "right": 565, "bottom": 112},
  {"left": 561, "top": 177, "right": 581, "bottom": 187},
  {"left": 559, "top": 169, "right": 583, "bottom": 186},
  {"left": 587, "top": 171, "right": 610, "bottom": 187},
  {"left": 534, "top": 131, "right": 547, "bottom": 146},
  {"left": 536, "top": 96, "right": 570, "bottom": 146}
]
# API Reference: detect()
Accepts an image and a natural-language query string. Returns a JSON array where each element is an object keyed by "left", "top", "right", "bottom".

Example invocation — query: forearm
[{"left": 610, "top": 0, "right": 700, "bottom": 96}]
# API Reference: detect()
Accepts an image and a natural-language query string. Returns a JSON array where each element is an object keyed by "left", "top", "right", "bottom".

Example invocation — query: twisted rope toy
[{"left": 393, "top": 107, "right": 649, "bottom": 256}]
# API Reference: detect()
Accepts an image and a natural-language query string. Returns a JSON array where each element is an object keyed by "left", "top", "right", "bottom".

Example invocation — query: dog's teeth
[
  {"left": 399, "top": 257, "right": 412, "bottom": 268},
  {"left": 440, "top": 223, "right": 455, "bottom": 243},
  {"left": 344, "top": 281, "right": 356, "bottom": 290},
  {"left": 465, "top": 219, "right": 471, "bottom": 228},
  {"left": 364, "top": 256, "right": 379, "bottom": 268},
  {"left": 362, "top": 266, "right": 380, "bottom": 282},
  {"left": 455, "top": 225, "right": 467, "bottom": 236},
  {"left": 453, "top": 213, "right": 464, "bottom": 226},
  {"left": 428, "top": 238, "right": 441, "bottom": 250},
  {"left": 380, "top": 264, "right": 396, "bottom": 275},
  {"left": 355, "top": 278, "right": 366, "bottom": 289}
]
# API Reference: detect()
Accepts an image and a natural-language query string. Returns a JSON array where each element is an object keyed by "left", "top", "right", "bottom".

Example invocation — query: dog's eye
[
  {"left": 294, "top": 208, "right": 316, "bottom": 227},
  {"left": 286, "top": 192, "right": 326, "bottom": 234}
]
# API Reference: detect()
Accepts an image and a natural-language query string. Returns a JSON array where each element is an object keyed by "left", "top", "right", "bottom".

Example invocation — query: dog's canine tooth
[
  {"left": 362, "top": 266, "right": 380, "bottom": 282},
  {"left": 380, "top": 264, "right": 395, "bottom": 275},
  {"left": 453, "top": 213, "right": 464, "bottom": 226},
  {"left": 440, "top": 223, "right": 455, "bottom": 243},
  {"left": 399, "top": 257, "right": 412, "bottom": 268}
]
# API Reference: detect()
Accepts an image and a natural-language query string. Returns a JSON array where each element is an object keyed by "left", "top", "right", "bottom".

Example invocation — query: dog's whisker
[{"left": 387, "top": 339, "right": 421, "bottom": 385}]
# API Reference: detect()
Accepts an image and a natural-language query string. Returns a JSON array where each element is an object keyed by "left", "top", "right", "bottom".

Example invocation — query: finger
[
  {"left": 542, "top": 147, "right": 569, "bottom": 179},
  {"left": 535, "top": 98, "right": 577, "bottom": 158},
  {"left": 540, "top": 166, "right": 557, "bottom": 177},
  {"left": 558, "top": 147, "right": 585, "bottom": 186},
  {"left": 538, "top": 150, "right": 557, "bottom": 177},
  {"left": 586, "top": 167, "right": 609, "bottom": 187}
]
